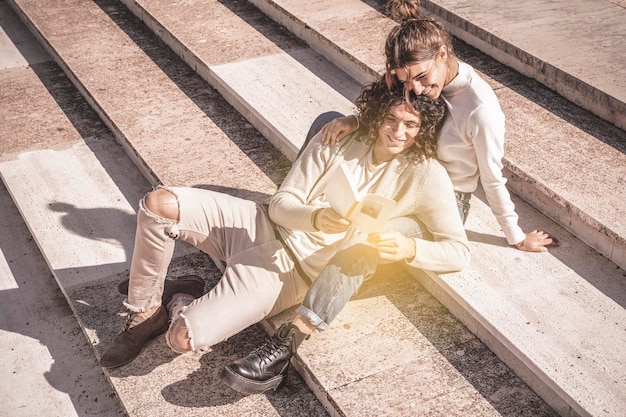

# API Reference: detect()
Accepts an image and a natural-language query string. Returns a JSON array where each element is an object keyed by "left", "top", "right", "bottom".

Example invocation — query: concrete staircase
[{"left": 1, "top": 0, "right": 625, "bottom": 416}]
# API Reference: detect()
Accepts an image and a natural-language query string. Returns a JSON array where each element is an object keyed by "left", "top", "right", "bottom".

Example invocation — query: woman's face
[
  {"left": 373, "top": 102, "right": 421, "bottom": 164},
  {"left": 393, "top": 48, "right": 449, "bottom": 99}
]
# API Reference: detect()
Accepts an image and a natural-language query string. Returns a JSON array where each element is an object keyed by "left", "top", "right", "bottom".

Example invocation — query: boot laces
[
  {"left": 253, "top": 338, "right": 288, "bottom": 365},
  {"left": 122, "top": 311, "right": 150, "bottom": 333},
  {"left": 121, "top": 314, "right": 140, "bottom": 333}
]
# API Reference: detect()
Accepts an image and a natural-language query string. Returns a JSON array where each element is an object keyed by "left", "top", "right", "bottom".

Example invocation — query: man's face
[{"left": 373, "top": 102, "right": 421, "bottom": 164}]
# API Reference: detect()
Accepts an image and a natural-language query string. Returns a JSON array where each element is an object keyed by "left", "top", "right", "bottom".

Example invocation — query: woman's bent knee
[{"left": 145, "top": 188, "right": 179, "bottom": 220}]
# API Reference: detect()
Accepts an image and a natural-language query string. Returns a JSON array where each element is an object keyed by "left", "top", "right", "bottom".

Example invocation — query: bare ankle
[{"left": 292, "top": 315, "right": 316, "bottom": 335}]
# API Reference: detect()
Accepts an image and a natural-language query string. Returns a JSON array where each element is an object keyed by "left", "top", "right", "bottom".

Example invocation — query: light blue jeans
[{"left": 296, "top": 217, "right": 424, "bottom": 331}]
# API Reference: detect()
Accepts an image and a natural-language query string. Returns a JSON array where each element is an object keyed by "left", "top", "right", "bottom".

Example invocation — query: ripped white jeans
[{"left": 125, "top": 186, "right": 308, "bottom": 351}]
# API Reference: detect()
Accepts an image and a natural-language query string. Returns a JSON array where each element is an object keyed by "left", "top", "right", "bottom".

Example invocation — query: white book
[{"left": 324, "top": 164, "right": 396, "bottom": 234}]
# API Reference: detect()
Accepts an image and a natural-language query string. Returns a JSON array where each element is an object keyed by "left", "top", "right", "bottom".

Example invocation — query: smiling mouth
[{"left": 387, "top": 135, "right": 408, "bottom": 143}]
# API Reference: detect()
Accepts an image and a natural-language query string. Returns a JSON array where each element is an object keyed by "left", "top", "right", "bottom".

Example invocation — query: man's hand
[
  {"left": 367, "top": 231, "right": 416, "bottom": 262},
  {"left": 320, "top": 116, "right": 358, "bottom": 146},
  {"left": 313, "top": 208, "right": 350, "bottom": 234}
]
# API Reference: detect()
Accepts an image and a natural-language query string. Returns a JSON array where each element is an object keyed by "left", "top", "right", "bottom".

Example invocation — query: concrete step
[
  {"left": 4, "top": 1, "right": 625, "bottom": 417},
  {"left": 118, "top": 0, "right": 362, "bottom": 162},
  {"left": 0, "top": 5, "right": 125, "bottom": 414},
  {"left": 248, "top": 0, "right": 626, "bottom": 131},
  {"left": 245, "top": 1, "right": 626, "bottom": 415},
  {"left": 0, "top": 167, "right": 126, "bottom": 417},
  {"left": 0, "top": 1, "right": 325, "bottom": 416},
  {"left": 419, "top": 0, "right": 626, "bottom": 131},
  {"left": 0, "top": 1, "right": 560, "bottom": 416}
]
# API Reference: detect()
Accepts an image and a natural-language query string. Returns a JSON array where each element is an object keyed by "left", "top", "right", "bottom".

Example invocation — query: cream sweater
[
  {"left": 269, "top": 133, "right": 470, "bottom": 278},
  {"left": 439, "top": 62, "right": 526, "bottom": 245}
]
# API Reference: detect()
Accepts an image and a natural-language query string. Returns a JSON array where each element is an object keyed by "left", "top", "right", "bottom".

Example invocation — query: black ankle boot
[{"left": 220, "top": 322, "right": 309, "bottom": 394}]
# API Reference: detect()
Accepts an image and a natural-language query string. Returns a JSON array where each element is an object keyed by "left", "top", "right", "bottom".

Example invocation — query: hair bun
[{"left": 387, "top": 0, "right": 421, "bottom": 23}]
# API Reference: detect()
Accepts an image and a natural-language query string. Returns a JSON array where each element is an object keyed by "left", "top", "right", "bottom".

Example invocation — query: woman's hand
[
  {"left": 313, "top": 208, "right": 350, "bottom": 234},
  {"left": 320, "top": 116, "right": 359, "bottom": 146},
  {"left": 367, "top": 231, "right": 416, "bottom": 262},
  {"left": 514, "top": 230, "right": 559, "bottom": 252}
]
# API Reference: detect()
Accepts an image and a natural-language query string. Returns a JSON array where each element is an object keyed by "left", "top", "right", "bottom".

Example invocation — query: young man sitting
[{"left": 99, "top": 77, "right": 470, "bottom": 389}]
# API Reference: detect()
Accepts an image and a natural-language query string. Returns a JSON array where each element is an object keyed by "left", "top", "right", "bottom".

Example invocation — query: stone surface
[
  {"left": 417, "top": 185, "right": 626, "bottom": 417},
  {"left": 267, "top": 263, "right": 559, "bottom": 417},
  {"left": 0, "top": 178, "right": 125, "bottom": 417},
  {"left": 0, "top": 5, "right": 125, "bottom": 413},
  {"left": 3, "top": 0, "right": 626, "bottom": 416},
  {"left": 420, "top": 0, "right": 626, "bottom": 130}
]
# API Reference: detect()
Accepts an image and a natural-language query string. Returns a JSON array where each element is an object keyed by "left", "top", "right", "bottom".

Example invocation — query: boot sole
[{"left": 220, "top": 365, "right": 287, "bottom": 395}]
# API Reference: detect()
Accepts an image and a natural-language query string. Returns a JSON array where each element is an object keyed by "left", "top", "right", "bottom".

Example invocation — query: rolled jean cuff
[{"left": 295, "top": 305, "right": 330, "bottom": 332}]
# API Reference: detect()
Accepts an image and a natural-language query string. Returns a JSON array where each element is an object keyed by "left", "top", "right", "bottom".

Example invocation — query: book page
[
  {"left": 324, "top": 164, "right": 359, "bottom": 218},
  {"left": 348, "top": 194, "right": 396, "bottom": 234},
  {"left": 324, "top": 164, "right": 396, "bottom": 234}
]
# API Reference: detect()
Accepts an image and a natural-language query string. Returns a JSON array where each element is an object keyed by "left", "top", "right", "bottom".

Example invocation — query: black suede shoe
[
  {"left": 117, "top": 275, "right": 205, "bottom": 306},
  {"left": 99, "top": 306, "right": 168, "bottom": 369},
  {"left": 220, "top": 323, "right": 308, "bottom": 395}
]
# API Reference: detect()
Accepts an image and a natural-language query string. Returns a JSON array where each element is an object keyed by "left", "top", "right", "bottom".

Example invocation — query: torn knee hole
[{"left": 145, "top": 188, "right": 179, "bottom": 220}]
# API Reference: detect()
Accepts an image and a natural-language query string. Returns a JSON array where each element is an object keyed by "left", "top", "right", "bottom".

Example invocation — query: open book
[{"left": 324, "top": 164, "right": 396, "bottom": 234}]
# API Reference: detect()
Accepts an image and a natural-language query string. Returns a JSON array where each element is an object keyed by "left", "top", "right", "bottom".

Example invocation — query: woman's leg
[
  {"left": 455, "top": 191, "right": 471, "bottom": 224},
  {"left": 296, "top": 111, "right": 345, "bottom": 159}
]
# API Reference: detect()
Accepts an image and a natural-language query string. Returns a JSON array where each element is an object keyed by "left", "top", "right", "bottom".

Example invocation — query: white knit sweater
[
  {"left": 439, "top": 62, "right": 526, "bottom": 245},
  {"left": 269, "top": 133, "right": 470, "bottom": 278}
]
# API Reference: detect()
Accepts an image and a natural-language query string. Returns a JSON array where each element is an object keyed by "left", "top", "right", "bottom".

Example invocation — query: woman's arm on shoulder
[{"left": 321, "top": 115, "right": 359, "bottom": 146}]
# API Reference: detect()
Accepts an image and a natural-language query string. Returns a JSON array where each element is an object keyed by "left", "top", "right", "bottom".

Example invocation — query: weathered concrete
[
  {"left": 0, "top": 3, "right": 124, "bottom": 415},
  {"left": 0, "top": 181, "right": 126, "bottom": 417},
  {"left": 0, "top": 1, "right": 327, "bottom": 416},
  {"left": 418, "top": 186, "right": 626, "bottom": 417},
  {"left": 250, "top": 0, "right": 626, "bottom": 281},
  {"left": 267, "top": 265, "right": 560, "bottom": 417},
  {"left": 420, "top": 0, "right": 626, "bottom": 131},
  {"left": 3, "top": 0, "right": 626, "bottom": 416}
]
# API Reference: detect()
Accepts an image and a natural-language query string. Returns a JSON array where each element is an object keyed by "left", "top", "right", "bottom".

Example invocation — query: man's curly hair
[{"left": 355, "top": 77, "right": 447, "bottom": 161}]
